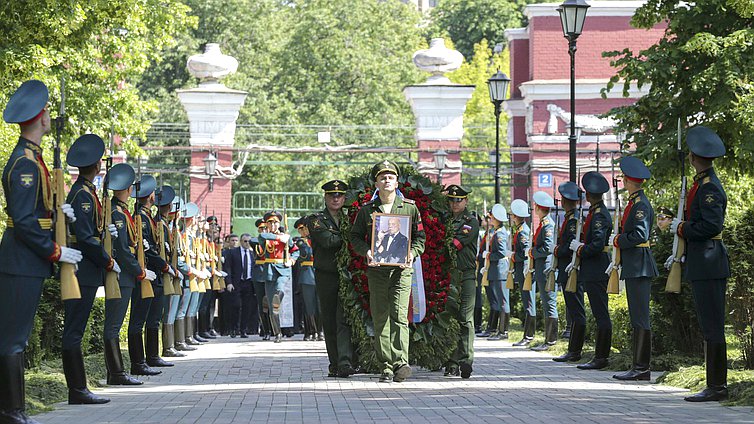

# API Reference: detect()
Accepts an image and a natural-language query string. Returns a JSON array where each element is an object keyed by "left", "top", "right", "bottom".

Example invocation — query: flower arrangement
[{"left": 337, "top": 167, "right": 461, "bottom": 371}]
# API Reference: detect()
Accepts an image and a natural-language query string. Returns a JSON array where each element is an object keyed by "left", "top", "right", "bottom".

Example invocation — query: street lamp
[
  {"left": 558, "top": 0, "right": 590, "bottom": 182},
  {"left": 203, "top": 151, "right": 218, "bottom": 192},
  {"left": 433, "top": 149, "right": 448, "bottom": 185},
  {"left": 487, "top": 70, "right": 511, "bottom": 204}
]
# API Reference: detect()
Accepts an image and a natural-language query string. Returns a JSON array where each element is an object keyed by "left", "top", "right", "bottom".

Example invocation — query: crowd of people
[{"left": 0, "top": 79, "right": 731, "bottom": 423}]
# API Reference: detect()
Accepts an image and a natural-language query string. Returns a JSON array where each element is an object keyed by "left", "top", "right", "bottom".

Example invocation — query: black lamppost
[
  {"left": 557, "top": 0, "right": 590, "bottom": 182},
  {"left": 487, "top": 70, "right": 511, "bottom": 204},
  {"left": 203, "top": 151, "right": 218, "bottom": 192},
  {"left": 433, "top": 149, "right": 448, "bottom": 186}
]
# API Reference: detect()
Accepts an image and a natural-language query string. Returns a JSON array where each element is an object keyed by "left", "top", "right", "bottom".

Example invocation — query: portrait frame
[{"left": 370, "top": 213, "right": 412, "bottom": 267}]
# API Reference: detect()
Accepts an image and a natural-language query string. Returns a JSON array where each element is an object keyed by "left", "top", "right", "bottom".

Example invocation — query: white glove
[
  {"left": 142, "top": 239, "right": 150, "bottom": 250},
  {"left": 523, "top": 264, "right": 530, "bottom": 276},
  {"left": 221, "top": 271, "right": 228, "bottom": 277},
  {"left": 203, "top": 253, "right": 210, "bottom": 261},
  {"left": 226, "top": 283, "right": 235, "bottom": 292},
  {"left": 108, "top": 224, "right": 118, "bottom": 239},
  {"left": 479, "top": 266, "right": 487, "bottom": 275},
  {"left": 145, "top": 269, "right": 157, "bottom": 281},
  {"left": 112, "top": 261, "right": 121, "bottom": 274},
  {"left": 61, "top": 203, "right": 76, "bottom": 223},
  {"left": 569, "top": 239, "right": 584, "bottom": 252},
  {"left": 664, "top": 255, "right": 675, "bottom": 270},
  {"left": 189, "top": 251, "right": 196, "bottom": 259},
  {"left": 58, "top": 246, "right": 82, "bottom": 264},
  {"left": 221, "top": 256, "right": 225, "bottom": 264},
  {"left": 202, "top": 269, "right": 211, "bottom": 279},
  {"left": 605, "top": 262, "right": 615, "bottom": 275},
  {"left": 213, "top": 269, "right": 223, "bottom": 277},
  {"left": 524, "top": 248, "right": 531, "bottom": 258},
  {"left": 608, "top": 233, "right": 617, "bottom": 247},
  {"left": 565, "top": 262, "right": 575, "bottom": 275},
  {"left": 544, "top": 265, "right": 554, "bottom": 275},
  {"left": 189, "top": 266, "right": 199, "bottom": 276},
  {"left": 670, "top": 218, "right": 682, "bottom": 234},
  {"left": 165, "top": 242, "right": 170, "bottom": 252},
  {"left": 278, "top": 234, "right": 290, "bottom": 244},
  {"left": 167, "top": 266, "right": 176, "bottom": 277},
  {"left": 482, "top": 251, "right": 490, "bottom": 259}
]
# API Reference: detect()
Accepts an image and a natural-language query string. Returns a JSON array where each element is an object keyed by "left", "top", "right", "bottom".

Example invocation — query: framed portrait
[{"left": 370, "top": 213, "right": 412, "bottom": 267}]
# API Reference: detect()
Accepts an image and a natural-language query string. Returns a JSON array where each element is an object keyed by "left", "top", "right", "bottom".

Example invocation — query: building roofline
[{"left": 525, "top": 1, "right": 646, "bottom": 19}]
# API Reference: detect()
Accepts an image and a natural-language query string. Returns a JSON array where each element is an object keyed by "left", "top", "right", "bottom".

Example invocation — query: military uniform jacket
[
  {"left": 487, "top": 226, "right": 509, "bottom": 281},
  {"left": 295, "top": 238, "right": 316, "bottom": 285},
  {"left": 112, "top": 197, "right": 145, "bottom": 288},
  {"left": 476, "top": 228, "right": 492, "bottom": 284},
  {"left": 678, "top": 168, "right": 730, "bottom": 280},
  {"left": 350, "top": 195, "right": 426, "bottom": 268},
  {"left": 555, "top": 210, "right": 578, "bottom": 285},
  {"left": 511, "top": 222, "right": 530, "bottom": 283},
  {"left": 616, "top": 190, "right": 659, "bottom": 279},
  {"left": 531, "top": 215, "right": 554, "bottom": 283},
  {"left": 448, "top": 209, "right": 480, "bottom": 280},
  {"left": 139, "top": 205, "right": 167, "bottom": 286},
  {"left": 250, "top": 238, "right": 265, "bottom": 282},
  {"left": 307, "top": 209, "right": 344, "bottom": 274},
  {"left": 160, "top": 215, "right": 189, "bottom": 282},
  {"left": 259, "top": 231, "right": 300, "bottom": 280},
  {"left": 178, "top": 231, "right": 195, "bottom": 287},
  {"left": 0, "top": 137, "right": 57, "bottom": 278},
  {"left": 67, "top": 177, "right": 114, "bottom": 286},
  {"left": 577, "top": 201, "right": 611, "bottom": 282}
]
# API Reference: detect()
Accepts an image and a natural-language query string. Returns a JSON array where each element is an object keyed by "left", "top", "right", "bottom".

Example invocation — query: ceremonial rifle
[
  {"left": 480, "top": 199, "right": 491, "bottom": 288},
  {"left": 157, "top": 174, "right": 175, "bottom": 295},
  {"left": 545, "top": 180, "right": 558, "bottom": 292},
  {"left": 565, "top": 188, "right": 584, "bottom": 293},
  {"left": 210, "top": 209, "right": 220, "bottom": 290},
  {"left": 54, "top": 77, "right": 81, "bottom": 300},
  {"left": 170, "top": 189, "right": 182, "bottom": 294},
  {"left": 522, "top": 190, "right": 534, "bottom": 291},
  {"left": 135, "top": 160, "right": 154, "bottom": 298},
  {"left": 217, "top": 213, "right": 226, "bottom": 289},
  {"left": 606, "top": 161, "right": 622, "bottom": 295},
  {"left": 665, "top": 118, "right": 685, "bottom": 293},
  {"left": 103, "top": 123, "right": 120, "bottom": 299}
]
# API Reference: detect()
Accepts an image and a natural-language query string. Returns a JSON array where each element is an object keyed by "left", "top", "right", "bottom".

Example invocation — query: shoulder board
[
  {"left": 634, "top": 197, "right": 641, "bottom": 203},
  {"left": 702, "top": 177, "right": 711, "bottom": 185},
  {"left": 464, "top": 214, "right": 472, "bottom": 222},
  {"left": 595, "top": 208, "right": 601, "bottom": 213},
  {"left": 23, "top": 148, "right": 36, "bottom": 161},
  {"left": 402, "top": 198, "right": 415, "bottom": 205}
]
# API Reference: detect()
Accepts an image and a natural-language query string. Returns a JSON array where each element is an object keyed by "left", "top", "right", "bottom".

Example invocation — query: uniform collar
[
  {"left": 589, "top": 201, "right": 604, "bottom": 212},
  {"left": 80, "top": 176, "right": 97, "bottom": 193},
  {"left": 628, "top": 190, "right": 643, "bottom": 202},
  {"left": 19, "top": 136, "right": 43, "bottom": 155},
  {"left": 114, "top": 197, "right": 129, "bottom": 209},
  {"left": 694, "top": 168, "right": 714, "bottom": 182}
]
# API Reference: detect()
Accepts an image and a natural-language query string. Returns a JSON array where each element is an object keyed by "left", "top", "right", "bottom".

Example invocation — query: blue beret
[
  {"left": 132, "top": 175, "right": 156, "bottom": 198},
  {"left": 558, "top": 181, "right": 581, "bottom": 201},
  {"left": 3, "top": 80, "right": 49, "bottom": 124},
  {"left": 619, "top": 156, "right": 651, "bottom": 180},
  {"left": 582, "top": 171, "right": 610, "bottom": 194},
  {"left": 66, "top": 134, "right": 105, "bottom": 167},
  {"left": 532, "top": 191, "right": 555, "bottom": 208},
  {"left": 510, "top": 199, "right": 530, "bottom": 218},
  {"left": 156, "top": 185, "right": 176, "bottom": 207},
  {"left": 687, "top": 126, "right": 725, "bottom": 159},
  {"left": 107, "top": 163, "right": 135, "bottom": 191}
]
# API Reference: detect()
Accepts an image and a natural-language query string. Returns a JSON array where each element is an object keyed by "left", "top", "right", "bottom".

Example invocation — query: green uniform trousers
[
  {"left": 449, "top": 276, "right": 476, "bottom": 367},
  {"left": 367, "top": 266, "right": 412, "bottom": 375},
  {"left": 315, "top": 270, "right": 353, "bottom": 368}
]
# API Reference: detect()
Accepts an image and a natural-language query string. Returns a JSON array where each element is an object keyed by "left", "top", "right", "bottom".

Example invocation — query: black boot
[
  {"left": 185, "top": 317, "right": 202, "bottom": 345},
  {"left": 512, "top": 314, "right": 535, "bottom": 347},
  {"left": 174, "top": 318, "right": 196, "bottom": 351},
  {"left": 685, "top": 341, "right": 728, "bottom": 402},
  {"left": 554, "top": 323, "right": 585, "bottom": 362},
  {"left": 478, "top": 310, "right": 495, "bottom": 338},
  {"left": 473, "top": 307, "right": 483, "bottom": 334},
  {"left": 146, "top": 328, "right": 174, "bottom": 367},
  {"left": 487, "top": 311, "right": 503, "bottom": 340},
  {"left": 62, "top": 348, "right": 110, "bottom": 405},
  {"left": 0, "top": 353, "right": 41, "bottom": 424},
  {"left": 198, "top": 313, "right": 214, "bottom": 340},
  {"left": 501, "top": 312, "right": 510, "bottom": 339},
  {"left": 162, "top": 324, "right": 185, "bottom": 358},
  {"left": 578, "top": 327, "right": 611, "bottom": 370},
  {"left": 614, "top": 328, "right": 651, "bottom": 381},
  {"left": 271, "top": 314, "right": 283, "bottom": 343},
  {"left": 104, "top": 338, "right": 142, "bottom": 385},
  {"left": 531, "top": 317, "right": 559, "bottom": 351},
  {"left": 193, "top": 317, "right": 209, "bottom": 342},
  {"left": 128, "top": 332, "right": 162, "bottom": 376}
]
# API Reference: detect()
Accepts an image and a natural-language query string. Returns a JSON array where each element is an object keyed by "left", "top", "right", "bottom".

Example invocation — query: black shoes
[
  {"left": 104, "top": 338, "right": 143, "bottom": 386},
  {"left": 553, "top": 351, "right": 582, "bottom": 362},
  {"left": 444, "top": 365, "right": 459, "bottom": 377},
  {"left": 684, "top": 387, "right": 728, "bottom": 402},
  {"left": 146, "top": 328, "right": 174, "bottom": 367},
  {"left": 684, "top": 341, "right": 728, "bottom": 402},
  {"left": 393, "top": 364, "right": 412, "bottom": 383},
  {"left": 337, "top": 365, "right": 357, "bottom": 378},
  {"left": 459, "top": 363, "right": 472, "bottom": 379},
  {"left": 613, "top": 369, "right": 650, "bottom": 381},
  {"left": 554, "top": 324, "right": 586, "bottom": 363},
  {"left": 62, "top": 349, "right": 110, "bottom": 405},
  {"left": 577, "top": 327, "right": 611, "bottom": 370},
  {"left": 614, "top": 328, "right": 651, "bottom": 381},
  {"left": 379, "top": 373, "right": 393, "bottom": 383}
]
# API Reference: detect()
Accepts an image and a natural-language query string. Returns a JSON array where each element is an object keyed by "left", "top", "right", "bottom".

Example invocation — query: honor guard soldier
[
  {"left": 106, "top": 163, "right": 155, "bottom": 385},
  {"left": 294, "top": 218, "right": 320, "bottom": 342},
  {"left": 656, "top": 206, "right": 674, "bottom": 232},
  {"left": 350, "top": 161, "right": 426, "bottom": 383},
  {"left": 612, "top": 157, "right": 659, "bottom": 381},
  {"left": 175, "top": 202, "right": 204, "bottom": 351},
  {"left": 259, "top": 210, "right": 299, "bottom": 343},
  {"left": 476, "top": 214, "right": 497, "bottom": 338},
  {"left": 510, "top": 199, "right": 535, "bottom": 347},
  {"left": 530, "top": 191, "right": 558, "bottom": 351},
  {"left": 443, "top": 185, "right": 480, "bottom": 378},
  {"left": 63, "top": 134, "right": 118, "bottom": 405},
  {"left": 252, "top": 219, "right": 272, "bottom": 339},
  {"left": 307, "top": 180, "right": 357, "bottom": 377},
  {"left": 0, "top": 81, "right": 83, "bottom": 423},
  {"left": 553, "top": 182, "right": 586, "bottom": 363},
  {"left": 568, "top": 172, "right": 613, "bottom": 370},
  {"left": 484, "top": 205, "right": 510, "bottom": 342},
  {"left": 669, "top": 126, "right": 730, "bottom": 402}
]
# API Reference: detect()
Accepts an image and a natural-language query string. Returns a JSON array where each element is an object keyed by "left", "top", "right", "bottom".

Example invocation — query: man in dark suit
[
  {"left": 374, "top": 216, "right": 409, "bottom": 264},
  {"left": 224, "top": 233, "right": 255, "bottom": 337}
]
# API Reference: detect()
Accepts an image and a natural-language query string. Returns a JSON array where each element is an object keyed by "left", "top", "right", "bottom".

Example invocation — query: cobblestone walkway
[{"left": 36, "top": 336, "right": 753, "bottom": 423}]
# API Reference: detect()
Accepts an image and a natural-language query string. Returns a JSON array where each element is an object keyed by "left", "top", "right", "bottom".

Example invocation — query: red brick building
[{"left": 504, "top": 1, "right": 665, "bottom": 208}]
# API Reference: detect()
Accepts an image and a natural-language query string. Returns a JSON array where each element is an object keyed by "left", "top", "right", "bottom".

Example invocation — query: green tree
[
  {"left": 602, "top": 0, "right": 754, "bottom": 180},
  {"left": 427, "top": 0, "right": 528, "bottom": 60}
]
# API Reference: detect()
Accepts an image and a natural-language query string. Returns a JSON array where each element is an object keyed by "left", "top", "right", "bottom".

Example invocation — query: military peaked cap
[
  {"left": 446, "top": 184, "right": 471, "bottom": 201},
  {"left": 255, "top": 218, "right": 265, "bottom": 228},
  {"left": 532, "top": 191, "right": 555, "bottom": 208},
  {"left": 3, "top": 80, "right": 49, "bottom": 124},
  {"left": 491, "top": 204, "right": 508, "bottom": 222},
  {"left": 558, "top": 181, "right": 581, "bottom": 201},
  {"left": 371, "top": 160, "right": 399, "bottom": 179},
  {"left": 264, "top": 211, "right": 283, "bottom": 222},
  {"left": 170, "top": 196, "right": 185, "bottom": 214},
  {"left": 687, "top": 125, "right": 726, "bottom": 159},
  {"left": 67, "top": 134, "right": 105, "bottom": 168},
  {"left": 156, "top": 185, "right": 176, "bottom": 207},
  {"left": 656, "top": 206, "right": 674, "bottom": 218},
  {"left": 510, "top": 199, "right": 530, "bottom": 218},
  {"left": 294, "top": 217, "right": 308, "bottom": 229},
  {"left": 322, "top": 180, "right": 348, "bottom": 194},
  {"left": 132, "top": 174, "right": 157, "bottom": 198},
  {"left": 183, "top": 202, "right": 199, "bottom": 219},
  {"left": 582, "top": 171, "right": 610, "bottom": 194},
  {"left": 107, "top": 163, "right": 135, "bottom": 191},
  {"left": 620, "top": 156, "right": 651, "bottom": 180}
]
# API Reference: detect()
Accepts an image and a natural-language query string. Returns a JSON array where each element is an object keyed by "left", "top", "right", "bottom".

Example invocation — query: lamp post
[
  {"left": 433, "top": 149, "right": 448, "bottom": 186},
  {"left": 487, "top": 70, "right": 511, "bottom": 204},
  {"left": 203, "top": 151, "right": 218, "bottom": 192},
  {"left": 557, "top": 0, "right": 590, "bottom": 182}
]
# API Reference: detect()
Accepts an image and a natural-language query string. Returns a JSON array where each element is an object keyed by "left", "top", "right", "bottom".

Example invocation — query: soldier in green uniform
[
  {"left": 62, "top": 134, "right": 117, "bottom": 405},
  {"left": 1, "top": 80, "right": 83, "bottom": 423},
  {"left": 443, "top": 185, "right": 480, "bottom": 379},
  {"left": 669, "top": 126, "right": 730, "bottom": 402},
  {"left": 307, "top": 180, "right": 356, "bottom": 377},
  {"left": 350, "top": 161, "right": 426, "bottom": 383},
  {"left": 611, "top": 157, "right": 659, "bottom": 381}
]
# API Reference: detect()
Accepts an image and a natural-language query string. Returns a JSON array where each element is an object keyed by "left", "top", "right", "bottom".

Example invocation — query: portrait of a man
[{"left": 371, "top": 214, "right": 411, "bottom": 266}]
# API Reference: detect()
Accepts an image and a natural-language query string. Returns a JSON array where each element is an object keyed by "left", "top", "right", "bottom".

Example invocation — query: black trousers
[
  {"left": 239, "top": 280, "right": 258, "bottom": 333},
  {"left": 62, "top": 285, "right": 99, "bottom": 350},
  {"left": 224, "top": 289, "right": 241, "bottom": 333}
]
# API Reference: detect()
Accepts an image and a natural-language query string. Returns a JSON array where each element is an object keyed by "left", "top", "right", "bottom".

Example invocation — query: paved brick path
[{"left": 37, "top": 336, "right": 753, "bottom": 423}]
